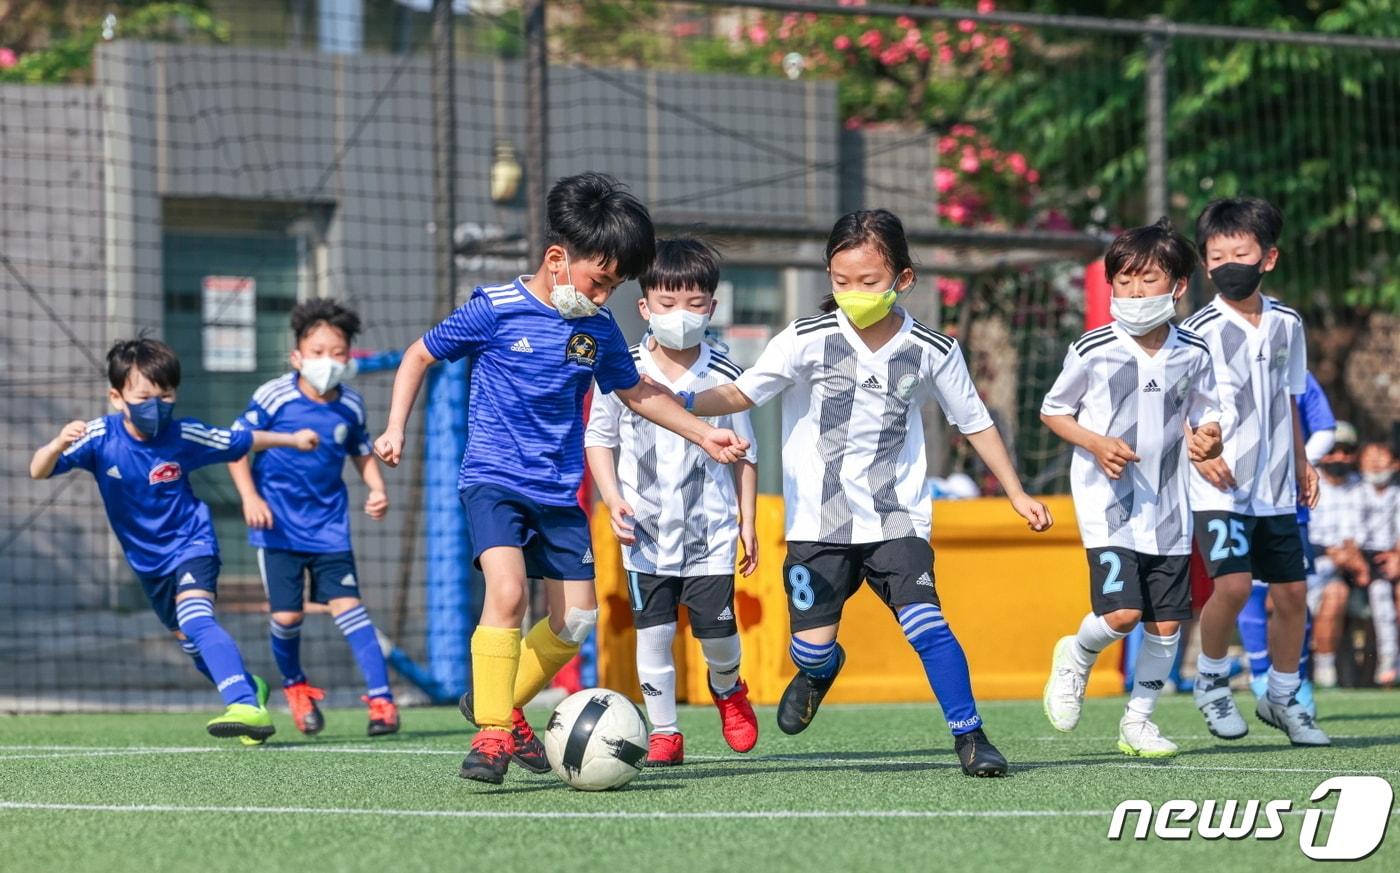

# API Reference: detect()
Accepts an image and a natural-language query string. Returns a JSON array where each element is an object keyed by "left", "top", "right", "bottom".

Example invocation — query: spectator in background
[
  {"left": 1356, "top": 441, "right": 1400, "bottom": 685},
  {"left": 1309, "top": 424, "right": 1366, "bottom": 687}
]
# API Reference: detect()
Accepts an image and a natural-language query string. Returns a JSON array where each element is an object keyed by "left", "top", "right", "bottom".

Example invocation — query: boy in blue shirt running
[
  {"left": 229, "top": 299, "right": 398, "bottom": 737},
  {"left": 29, "top": 338, "right": 318, "bottom": 742},
  {"left": 375, "top": 172, "right": 750, "bottom": 785}
]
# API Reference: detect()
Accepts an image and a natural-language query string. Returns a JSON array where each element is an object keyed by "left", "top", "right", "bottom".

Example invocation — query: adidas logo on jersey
[
  {"left": 861, "top": 374, "right": 884, "bottom": 391},
  {"left": 716, "top": 606, "right": 734, "bottom": 622},
  {"left": 1256, "top": 350, "right": 1266, "bottom": 362},
  {"left": 105, "top": 465, "right": 122, "bottom": 479},
  {"left": 1144, "top": 379, "right": 1161, "bottom": 393},
  {"left": 581, "top": 548, "right": 594, "bottom": 565},
  {"left": 914, "top": 572, "right": 933, "bottom": 587},
  {"left": 511, "top": 337, "right": 534, "bottom": 353}
]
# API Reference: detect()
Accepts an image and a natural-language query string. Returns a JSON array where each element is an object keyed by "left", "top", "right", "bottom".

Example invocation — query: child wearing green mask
[{"left": 682, "top": 209, "right": 1051, "bottom": 777}]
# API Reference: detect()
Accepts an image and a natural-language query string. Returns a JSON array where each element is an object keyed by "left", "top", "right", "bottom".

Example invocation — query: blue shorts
[
  {"left": 140, "top": 555, "right": 220, "bottom": 631},
  {"left": 257, "top": 548, "right": 361, "bottom": 612},
  {"left": 461, "top": 483, "right": 594, "bottom": 581}
]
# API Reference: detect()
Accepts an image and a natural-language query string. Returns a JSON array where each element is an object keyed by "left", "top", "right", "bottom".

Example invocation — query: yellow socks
[
  {"left": 513, "top": 618, "right": 580, "bottom": 707},
  {"left": 470, "top": 626, "right": 522, "bottom": 729}
]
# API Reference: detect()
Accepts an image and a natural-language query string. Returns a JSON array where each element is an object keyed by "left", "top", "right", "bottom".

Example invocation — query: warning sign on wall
[{"left": 202, "top": 276, "right": 256, "bottom": 372}]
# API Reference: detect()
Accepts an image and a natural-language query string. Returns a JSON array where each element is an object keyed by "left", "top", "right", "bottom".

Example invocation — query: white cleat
[
  {"left": 1193, "top": 674, "right": 1248, "bottom": 740},
  {"left": 1255, "top": 695, "right": 1331, "bottom": 747},
  {"left": 1043, "top": 636, "right": 1089, "bottom": 732},
  {"left": 1117, "top": 716, "right": 1179, "bottom": 758}
]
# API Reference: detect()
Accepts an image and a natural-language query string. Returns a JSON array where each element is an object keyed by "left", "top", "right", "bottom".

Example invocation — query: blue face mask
[{"left": 127, "top": 397, "right": 175, "bottom": 437}]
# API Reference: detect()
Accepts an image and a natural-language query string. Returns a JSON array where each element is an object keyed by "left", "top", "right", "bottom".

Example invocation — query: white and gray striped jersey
[
  {"left": 1358, "top": 484, "right": 1400, "bottom": 552},
  {"left": 584, "top": 341, "right": 757, "bottom": 576},
  {"left": 1182, "top": 296, "right": 1307, "bottom": 517},
  {"left": 1309, "top": 475, "right": 1364, "bottom": 548},
  {"left": 733, "top": 308, "right": 992, "bottom": 545},
  {"left": 1041, "top": 323, "right": 1220, "bottom": 555}
]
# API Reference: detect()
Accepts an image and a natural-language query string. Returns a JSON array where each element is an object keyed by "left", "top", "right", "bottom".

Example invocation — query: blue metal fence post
[{"left": 424, "top": 358, "right": 472, "bottom": 699}]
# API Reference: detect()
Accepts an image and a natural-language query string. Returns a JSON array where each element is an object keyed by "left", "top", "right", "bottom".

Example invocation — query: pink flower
[
  {"left": 938, "top": 277, "right": 967, "bottom": 307},
  {"left": 833, "top": 34, "right": 852, "bottom": 50},
  {"left": 748, "top": 24, "right": 769, "bottom": 45},
  {"left": 857, "top": 29, "right": 883, "bottom": 50},
  {"left": 912, "top": 43, "right": 931, "bottom": 62},
  {"left": 1007, "top": 152, "right": 1028, "bottom": 175},
  {"left": 980, "top": 57, "right": 996, "bottom": 71},
  {"left": 903, "top": 28, "right": 923, "bottom": 46},
  {"left": 946, "top": 203, "right": 969, "bottom": 224},
  {"left": 0, "top": 47, "right": 16, "bottom": 69},
  {"left": 937, "top": 45, "right": 954, "bottom": 64},
  {"left": 991, "top": 36, "right": 1011, "bottom": 58},
  {"left": 979, "top": 147, "right": 995, "bottom": 161},
  {"left": 1026, "top": 169, "right": 1040, "bottom": 184},
  {"left": 951, "top": 123, "right": 976, "bottom": 137},
  {"left": 971, "top": 33, "right": 986, "bottom": 49},
  {"left": 958, "top": 19, "right": 977, "bottom": 33},
  {"left": 959, "top": 153, "right": 981, "bottom": 173},
  {"left": 671, "top": 22, "right": 700, "bottom": 38},
  {"left": 937, "top": 136, "right": 958, "bottom": 155},
  {"left": 935, "top": 167, "right": 958, "bottom": 193},
  {"left": 879, "top": 45, "right": 909, "bottom": 65},
  {"left": 897, "top": 16, "right": 915, "bottom": 29},
  {"left": 977, "top": 0, "right": 997, "bottom": 13}
]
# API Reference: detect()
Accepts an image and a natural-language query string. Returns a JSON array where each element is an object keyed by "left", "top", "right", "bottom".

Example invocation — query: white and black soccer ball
[{"left": 543, "top": 688, "right": 648, "bottom": 791}]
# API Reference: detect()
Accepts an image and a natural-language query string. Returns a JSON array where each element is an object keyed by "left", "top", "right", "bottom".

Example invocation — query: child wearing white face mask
[
  {"left": 228, "top": 298, "right": 400, "bottom": 737},
  {"left": 584, "top": 238, "right": 760, "bottom": 766},
  {"left": 1040, "top": 217, "right": 1223, "bottom": 758}
]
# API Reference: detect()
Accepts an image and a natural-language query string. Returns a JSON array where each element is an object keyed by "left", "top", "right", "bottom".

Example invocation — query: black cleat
[
  {"left": 777, "top": 644, "right": 845, "bottom": 735},
  {"left": 459, "top": 729, "right": 513, "bottom": 784},
  {"left": 954, "top": 728, "right": 1008, "bottom": 777},
  {"left": 459, "top": 691, "right": 551, "bottom": 774}
]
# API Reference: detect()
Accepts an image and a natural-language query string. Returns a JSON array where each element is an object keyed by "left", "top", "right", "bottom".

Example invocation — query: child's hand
[
  {"left": 374, "top": 429, "right": 404, "bottom": 467},
  {"left": 700, "top": 428, "right": 750, "bottom": 464},
  {"left": 1011, "top": 493, "right": 1053, "bottom": 532},
  {"left": 1194, "top": 456, "right": 1236, "bottom": 491},
  {"left": 1188, "top": 422, "right": 1223, "bottom": 463},
  {"left": 365, "top": 489, "right": 389, "bottom": 520},
  {"left": 292, "top": 428, "right": 320, "bottom": 451},
  {"left": 739, "top": 523, "right": 759, "bottom": 577},
  {"left": 608, "top": 500, "right": 636, "bottom": 545},
  {"left": 242, "top": 495, "right": 274, "bottom": 530},
  {"left": 1091, "top": 435, "right": 1139, "bottom": 480},
  {"left": 54, "top": 420, "right": 87, "bottom": 449},
  {"left": 1298, "top": 461, "right": 1319, "bottom": 509}
]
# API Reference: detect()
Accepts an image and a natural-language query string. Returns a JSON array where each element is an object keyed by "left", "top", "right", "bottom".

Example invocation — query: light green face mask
[{"left": 833, "top": 286, "right": 898, "bottom": 329}]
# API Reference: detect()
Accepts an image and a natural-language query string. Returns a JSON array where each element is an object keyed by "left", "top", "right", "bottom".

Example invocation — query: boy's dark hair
[
  {"left": 107, "top": 338, "right": 181, "bottom": 392},
  {"left": 820, "top": 209, "right": 914, "bottom": 313},
  {"left": 1104, "top": 217, "right": 1199, "bottom": 283},
  {"left": 1195, "top": 197, "right": 1284, "bottom": 254},
  {"left": 639, "top": 238, "right": 721, "bottom": 297},
  {"left": 545, "top": 172, "right": 655, "bottom": 279},
  {"left": 291, "top": 298, "right": 361, "bottom": 345}
]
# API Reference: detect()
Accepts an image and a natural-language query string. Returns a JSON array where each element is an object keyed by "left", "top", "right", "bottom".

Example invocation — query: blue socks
[
  {"left": 269, "top": 618, "right": 306, "bottom": 686},
  {"left": 789, "top": 636, "right": 839, "bottom": 680},
  {"left": 175, "top": 598, "right": 257, "bottom": 706},
  {"left": 335, "top": 605, "right": 393, "bottom": 701},
  {"left": 1238, "top": 583, "right": 1271, "bottom": 677},
  {"left": 179, "top": 638, "right": 215, "bottom": 685},
  {"left": 898, "top": 603, "right": 982, "bottom": 736}
]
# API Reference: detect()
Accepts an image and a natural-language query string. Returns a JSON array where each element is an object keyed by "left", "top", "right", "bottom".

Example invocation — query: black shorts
[
  {"left": 1086, "top": 548, "right": 1192, "bottom": 622},
  {"left": 626, "top": 572, "right": 736, "bottom": 638},
  {"left": 782, "top": 537, "right": 939, "bottom": 633},
  {"left": 1192, "top": 511, "right": 1307, "bottom": 583}
]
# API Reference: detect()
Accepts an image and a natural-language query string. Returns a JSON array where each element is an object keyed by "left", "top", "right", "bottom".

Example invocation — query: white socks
[
  {"left": 700, "top": 634, "right": 742, "bottom": 695},
  {"left": 1196, "top": 652, "right": 1233, "bottom": 680},
  {"left": 1267, "top": 667, "right": 1301, "bottom": 704},
  {"left": 1369, "top": 580, "right": 1398, "bottom": 672},
  {"left": 635, "top": 623, "right": 678, "bottom": 734},
  {"left": 1126, "top": 631, "right": 1179, "bottom": 721},
  {"left": 1071, "top": 613, "right": 1127, "bottom": 672}
]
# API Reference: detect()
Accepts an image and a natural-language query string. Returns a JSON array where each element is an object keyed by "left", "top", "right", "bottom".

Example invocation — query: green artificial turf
[{"left": 1, "top": 690, "right": 1396, "bottom": 873}]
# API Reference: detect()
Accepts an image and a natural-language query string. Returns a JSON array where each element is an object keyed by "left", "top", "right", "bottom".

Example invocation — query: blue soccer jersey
[
  {"left": 422, "top": 278, "right": 641, "bottom": 506},
  {"left": 50, "top": 413, "right": 253, "bottom": 578},
  {"left": 233, "top": 373, "right": 374, "bottom": 553}
]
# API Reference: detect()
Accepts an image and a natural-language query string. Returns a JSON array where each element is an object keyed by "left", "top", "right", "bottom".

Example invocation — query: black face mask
[
  {"left": 1210, "top": 260, "right": 1265, "bottom": 301},
  {"left": 1321, "top": 461, "right": 1355, "bottom": 478}
]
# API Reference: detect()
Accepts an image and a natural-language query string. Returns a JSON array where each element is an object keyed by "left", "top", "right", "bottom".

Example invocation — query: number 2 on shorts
[
  {"left": 1099, "top": 551, "right": 1124, "bottom": 595},
  {"left": 1206, "top": 518, "right": 1249, "bottom": 562}
]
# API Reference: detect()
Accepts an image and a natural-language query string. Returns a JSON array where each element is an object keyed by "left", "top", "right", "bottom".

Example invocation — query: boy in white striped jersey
[
  {"left": 586, "top": 239, "right": 760, "bottom": 766},
  {"left": 1040, "top": 218, "right": 1222, "bottom": 758},
  {"left": 1182, "top": 197, "right": 1328, "bottom": 746}
]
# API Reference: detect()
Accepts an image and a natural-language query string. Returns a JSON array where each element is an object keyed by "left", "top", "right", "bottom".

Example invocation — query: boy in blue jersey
[
  {"left": 29, "top": 338, "right": 319, "bottom": 741},
  {"left": 228, "top": 299, "right": 398, "bottom": 737},
  {"left": 375, "top": 172, "right": 750, "bottom": 785}
]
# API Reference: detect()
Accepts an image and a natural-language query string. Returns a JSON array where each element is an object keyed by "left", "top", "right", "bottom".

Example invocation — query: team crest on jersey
[
  {"left": 334, "top": 423, "right": 348, "bottom": 445},
  {"left": 1174, "top": 376, "right": 1190, "bottom": 401},
  {"left": 148, "top": 461, "right": 182, "bottom": 484},
  {"left": 1271, "top": 345, "right": 1289, "bottom": 370},
  {"left": 896, "top": 373, "right": 921, "bottom": 401},
  {"left": 565, "top": 333, "right": 598, "bottom": 368}
]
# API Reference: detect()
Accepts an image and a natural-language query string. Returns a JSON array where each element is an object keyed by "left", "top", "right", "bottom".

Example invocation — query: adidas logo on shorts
[
  {"left": 1143, "top": 379, "right": 1161, "bottom": 393},
  {"left": 914, "top": 571, "right": 933, "bottom": 587},
  {"left": 860, "top": 374, "right": 883, "bottom": 391},
  {"left": 581, "top": 548, "right": 594, "bottom": 565},
  {"left": 510, "top": 337, "right": 534, "bottom": 353},
  {"left": 716, "top": 606, "right": 734, "bottom": 622}
]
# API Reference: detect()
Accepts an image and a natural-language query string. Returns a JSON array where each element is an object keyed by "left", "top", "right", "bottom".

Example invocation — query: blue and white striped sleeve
[
  {"left": 422, "top": 291, "right": 497, "bottom": 363},
  {"left": 178, "top": 420, "right": 255, "bottom": 468},
  {"left": 592, "top": 317, "right": 642, "bottom": 395}
]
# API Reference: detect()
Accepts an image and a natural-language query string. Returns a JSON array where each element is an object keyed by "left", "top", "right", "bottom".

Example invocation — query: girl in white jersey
[{"left": 685, "top": 210, "right": 1052, "bottom": 777}]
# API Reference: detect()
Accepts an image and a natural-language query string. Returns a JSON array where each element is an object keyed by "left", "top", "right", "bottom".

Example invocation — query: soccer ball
[{"left": 543, "top": 688, "right": 649, "bottom": 791}]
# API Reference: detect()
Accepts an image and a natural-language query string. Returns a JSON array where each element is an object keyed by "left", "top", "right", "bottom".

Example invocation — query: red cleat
[
  {"left": 363, "top": 695, "right": 400, "bottom": 736},
  {"left": 645, "top": 731, "right": 684, "bottom": 767},
  {"left": 712, "top": 679, "right": 758, "bottom": 753},
  {"left": 282, "top": 681, "right": 326, "bottom": 735}
]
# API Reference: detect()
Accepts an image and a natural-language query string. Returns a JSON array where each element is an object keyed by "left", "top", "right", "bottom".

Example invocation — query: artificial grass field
[{"left": 1, "top": 689, "right": 1395, "bottom": 873}]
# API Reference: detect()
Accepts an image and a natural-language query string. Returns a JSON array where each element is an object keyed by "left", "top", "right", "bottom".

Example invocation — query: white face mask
[
  {"left": 300, "top": 356, "right": 348, "bottom": 394},
  {"left": 1110, "top": 286, "right": 1181, "bottom": 336},
  {"left": 648, "top": 309, "right": 711, "bottom": 350},
  {"left": 549, "top": 250, "right": 600, "bottom": 319},
  {"left": 1364, "top": 470, "right": 1392, "bottom": 487}
]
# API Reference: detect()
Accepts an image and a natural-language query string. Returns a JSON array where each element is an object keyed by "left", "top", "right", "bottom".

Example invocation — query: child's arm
[
  {"left": 228, "top": 456, "right": 274, "bottom": 529},
  {"left": 252, "top": 429, "right": 319, "bottom": 452},
  {"left": 965, "top": 426, "right": 1053, "bottom": 532},
  {"left": 352, "top": 454, "right": 389, "bottom": 520},
  {"left": 1039, "top": 413, "right": 1140, "bottom": 481},
  {"left": 29, "top": 420, "right": 88, "bottom": 480},
  {"left": 374, "top": 338, "right": 436, "bottom": 466},
  {"left": 1292, "top": 399, "right": 1319, "bottom": 510},
  {"left": 734, "top": 458, "right": 758, "bottom": 577},
  {"left": 586, "top": 446, "right": 635, "bottom": 545},
  {"left": 613, "top": 380, "right": 749, "bottom": 465}
]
